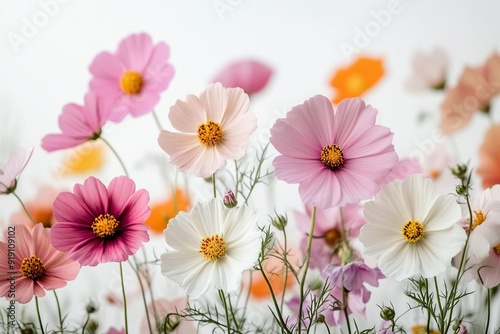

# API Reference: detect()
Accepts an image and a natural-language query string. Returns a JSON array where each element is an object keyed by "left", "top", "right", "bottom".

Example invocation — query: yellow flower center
[
  {"left": 320, "top": 144, "right": 344, "bottom": 170},
  {"left": 200, "top": 234, "right": 226, "bottom": 261},
  {"left": 494, "top": 244, "right": 500, "bottom": 255},
  {"left": 324, "top": 228, "right": 341, "bottom": 247},
  {"left": 402, "top": 220, "right": 425, "bottom": 243},
  {"left": 197, "top": 121, "right": 223, "bottom": 146},
  {"left": 20, "top": 255, "right": 45, "bottom": 280},
  {"left": 120, "top": 71, "right": 143, "bottom": 95},
  {"left": 92, "top": 214, "right": 119, "bottom": 238},
  {"left": 471, "top": 210, "right": 485, "bottom": 230}
]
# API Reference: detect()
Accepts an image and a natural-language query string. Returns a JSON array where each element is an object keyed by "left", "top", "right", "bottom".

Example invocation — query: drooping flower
[
  {"left": 295, "top": 204, "right": 366, "bottom": 268},
  {"left": 0, "top": 224, "right": 80, "bottom": 304},
  {"left": 144, "top": 188, "right": 190, "bottom": 234},
  {"left": 330, "top": 56, "right": 384, "bottom": 104},
  {"left": 478, "top": 124, "right": 500, "bottom": 188},
  {"left": 212, "top": 59, "right": 273, "bottom": 95},
  {"left": 89, "top": 33, "right": 175, "bottom": 122},
  {"left": 270, "top": 95, "right": 398, "bottom": 209},
  {"left": 158, "top": 83, "right": 257, "bottom": 178},
  {"left": 406, "top": 48, "right": 448, "bottom": 91},
  {"left": 41, "top": 91, "right": 112, "bottom": 152},
  {"left": 0, "top": 147, "right": 33, "bottom": 195},
  {"left": 50, "top": 176, "right": 151, "bottom": 266},
  {"left": 359, "top": 174, "right": 466, "bottom": 280},
  {"left": 322, "top": 262, "right": 383, "bottom": 326},
  {"left": 161, "top": 199, "right": 261, "bottom": 297}
]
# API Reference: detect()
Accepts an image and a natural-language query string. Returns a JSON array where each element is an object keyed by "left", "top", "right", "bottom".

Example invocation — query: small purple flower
[{"left": 223, "top": 189, "right": 238, "bottom": 208}]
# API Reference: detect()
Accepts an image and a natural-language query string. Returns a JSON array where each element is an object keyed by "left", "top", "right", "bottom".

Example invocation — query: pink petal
[
  {"left": 117, "top": 33, "right": 153, "bottom": 71},
  {"left": 200, "top": 83, "right": 227, "bottom": 122},
  {"left": 213, "top": 59, "right": 273, "bottom": 95}
]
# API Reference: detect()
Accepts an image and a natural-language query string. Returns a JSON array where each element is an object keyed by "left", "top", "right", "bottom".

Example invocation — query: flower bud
[
  {"left": 271, "top": 213, "right": 288, "bottom": 231},
  {"left": 451, "top": 163, "right": 468, "bottom": 179},
  {"left": 379, "top": 306, "right": 395, "bottom": 321},
  {"left": 223, "top": 189, "right": 238, "bottom": 208},
  {"left": 86, "top": 301, "right": 98, "bottom": 314}
]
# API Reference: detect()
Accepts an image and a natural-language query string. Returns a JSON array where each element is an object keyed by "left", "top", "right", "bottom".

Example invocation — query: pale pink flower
[
  {"left": 0, "top": 147, "right": 33, "bottom": 195},
  {"left": 42, "top": 91, "right": 111, "bottom": 152},
  {"left": 106, "top": 328, "right": 125, "bottom": 334},
  {"left": 212, "top": 59, "right": 273, "bottom": 95},
  {"left": 295, "top": 204, "right": 366, "bottom": 269},
  {"left": 89, "top": 33, "right": 174, "bottom": 122},
  {"left": 158, "top": 83, "right": 257, "bottom": 177},
  {"left": 50, "top": 176, "right": 151, "bottom": 266},
  {"left": 0, "top": 224, "right": 80, "bottom": 304},
  {"left": 270, "top": 96, "right": 398, "bottom": 209},
  {"left": 406, "top": 48, "right": 448, "bottom": 91},
  {"left": 478, "top": 124, "right": 500, "bottom": 188},
  {"left": 455, "top": 185, "right": 500, "bottom": 287}
]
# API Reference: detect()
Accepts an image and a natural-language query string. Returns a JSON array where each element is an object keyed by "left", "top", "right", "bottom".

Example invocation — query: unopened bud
[
  {"left": 223, "top": 189, "right": 238, "bottom": 208},
  {"left": 86, "top": 301, "right": 98, "bottom": 314},
  {"left": 451, "top": 164, "right": 468, "bottom": 179},
  {"left": 271, "top": 213, "right": 288, "bottom": 231},
  {"left": 380, "top": 306, "right": 395, "bottom": 321},
  {"left": 455, "top": 185, "right": 467, "bottom": 196}
]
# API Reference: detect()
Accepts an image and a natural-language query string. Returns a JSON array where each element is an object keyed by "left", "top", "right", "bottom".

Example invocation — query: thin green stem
[
  {"left": 433, "top": 276, "right": 444, "bottom": 329},
  {"left": 152, "top": 109, "right": 163, "bottom": 131},
  {"left": 234, "top": 160, "right": 239, "bottom": 195},
  {"left": 425, "top": 279, "right": 431, "bottom": 334},
  {"left": 280, "top": 229, "right": 289, "bottom": 313},
  {"left": 129, "top": 258, "right": 153, "bottom": 334},
  {"left": 12, "top": 192, "right": 36, "bottom": 224},
  {"left": 35, "top": 296, "right": 46, "bottom": 334},
  {"left": 119, "top": 262, "right": 129, "bottom": 334},
  {"left": 218, "top": 289, "right": 231, "bottom": 333},
  {"left": 81, "top": 312, "right": 90, "bottom": 334},
  {"left": 53, "top": 290, "right": 64, "bottom": 333},
  {"left": 342, "top": 286, "right": 352, "bottom": 334},
  {"left": 297, "top": 206, "right": 317, "bottom": 333},
  {"left": 485, "top": 288, "right": 491, "bottom": 334},
  {"left": 212, "top": 172, "right": 217, "bottom": 198},
  {"left": 101, "top": 137, "right": 129, "bottom": 177}
]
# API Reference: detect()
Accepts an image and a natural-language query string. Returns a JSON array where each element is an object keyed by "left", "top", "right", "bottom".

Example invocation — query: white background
[{"left": 1, "top": 0, "right": 500, "bottom": 332}]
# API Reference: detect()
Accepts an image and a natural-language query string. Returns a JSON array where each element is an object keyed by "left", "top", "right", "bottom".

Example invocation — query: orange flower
[
  {"left": 330, "top": 56, "right": 384, "bottom": 104},
  {"left": 478, "top": 124, "right": 500, "bottom": 188},
  {"left": 411, "top": 325, "right": 440, "bottom": 334},
  {"left": 144, "top": 189, "right": 190, "bottom": 234},
  {"left": 248, "top": 248, "right": 296, "bottom": 299}
]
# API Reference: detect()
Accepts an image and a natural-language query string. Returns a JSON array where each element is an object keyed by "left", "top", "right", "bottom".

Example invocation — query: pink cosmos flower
[
  {"left": 89, "top": 33, "right": 175, "bottom": 122},
  {"left": 212, "top": 59, "right": 273, "bottom": 95},
  {"left": 0, "top": 147, "right": 33, "bottom": 195},
  {"left": 106, "top": 328, "right": 125, "bottom": 334},
  {"left": 406, "top": 48, "right": 448, "bottom": 91},
  {"left": 295, "top": 204, "right": 366, "bottom": 269},
  {"left": 50, "top": 176, "right": 151, "bottom": 266},
  {"left": 0, "top": 224, "right": 80, "bottom": 304},
  {"left": 41, "top": 91, "right": 111, "bottom": 152},
  {"left": 464, "top": 247, "right": 500, "bottom": 288},
  {"left": 375, "top": 158, "right": 422, "bottom": 193},
  {"left": 158, "top": 83, "right": 257, "bottom": 177},
  {"left": 270, "top": 96, "right": 398, "bottom": 209}
]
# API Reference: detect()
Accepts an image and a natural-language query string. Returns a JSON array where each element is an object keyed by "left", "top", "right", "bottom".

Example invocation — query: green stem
[
  {"left": 433, "top": 276, "right": 444, "bottom": 329},
  {"left": 152, "top": 109, "right": 163, "bottom": 131},
  {"left": 12, "top": 192, "right": 36, "bottom": 224},
  {"left": 342, "top": 286, "right": 352, "bottom": 334},
  {"left": 218, "top": 289, "right": 231, "bottom": 333},
  {"left": 425, "top": 279, "right": 431, "bottom": 334},
  {"left": 129, "top": 258, "right": 153, "bottom": 334},
  {"left": 53, "top": 290, "right": 64, "bottom": 333},
  {"left": 280, "top": 229, "right": 289, "bottom": 313},
  {"left": 81, "top": 312, "right": 90, "bottom": 334},
  {"left": 485, "top": 288, "right": 491, "bottom": 334},
  {"left": 101, "top": 137, "right": 129, "bottom": 177},
  {"left": 35, "top": 296, "right": 46, "bottom": 334},
  {"left": 119, "top": 262, "right": 129, "bottom": 334},
  {"left": 297, "top": 206, "right": 317, "bottom": 333}
]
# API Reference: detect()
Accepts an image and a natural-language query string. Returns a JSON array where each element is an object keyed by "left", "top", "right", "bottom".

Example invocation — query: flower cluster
[{"left": 2, "top": 34, "right": 500, "bottom": 334}]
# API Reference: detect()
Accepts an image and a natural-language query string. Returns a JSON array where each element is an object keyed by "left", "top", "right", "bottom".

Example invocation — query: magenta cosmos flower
[
  {"left": 41, "top": 91, "right": 111, "bottom": 152},
  {"left": 89, "top": 33, "right": 175, "bottom": 122},
  {"left": 212, "top": 59, "right": 273, "bottom": 95},
  {"left": 270, "top": 96, "right": 398, "bottom": 209},
  {"left": 50, "top": 176, "right": 150, "bottom": 266},
  {"left": 0, "top": 224, "right": 80, "bottom": 304},
  {"left": 0, "top": 147, "right": 33, "bottom": 195},
  {"left": 158, "top": 82, "right": 257, "bottom": 177}
]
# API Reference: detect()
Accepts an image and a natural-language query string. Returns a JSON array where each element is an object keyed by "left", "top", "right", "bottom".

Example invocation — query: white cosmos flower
[
  {"left": 161, "top": 199, "right": 261, "bottom": 298},
  {"left": 158, "top": 82, "right": 257, "bottom": 178},
  {"left": 359, "top": 174, "right": 466, "bottom": 281}
]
